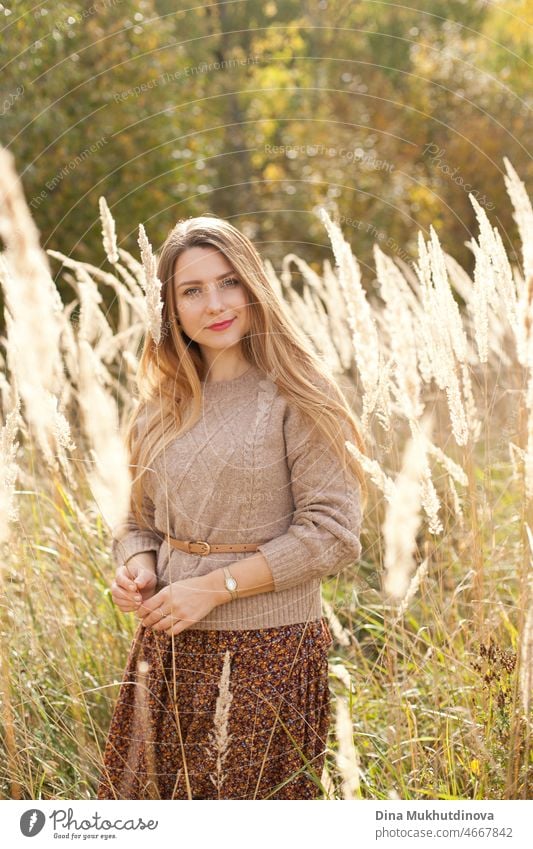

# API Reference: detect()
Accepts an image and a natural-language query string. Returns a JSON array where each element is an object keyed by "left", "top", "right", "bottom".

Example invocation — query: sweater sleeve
[
  {"left": 111, "top": 414, "right": 164, "bottom": 570},
  {"left": 257, "top": 400, "right": 362, "bottom": 593},
  {"left": 111, "top": 489, "right": 163, "bottom": 570}
]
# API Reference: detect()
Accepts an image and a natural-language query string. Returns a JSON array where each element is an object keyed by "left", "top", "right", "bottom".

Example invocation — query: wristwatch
[{"left": 222, "top": 566, "right": 238, "bottom": 601}]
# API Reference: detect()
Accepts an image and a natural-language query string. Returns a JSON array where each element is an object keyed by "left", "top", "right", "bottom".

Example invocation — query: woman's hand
[
  {"left": 111, "top": 560, "right": 158, "bottom": 613},
  {"left": 135, "top": 574, "right": 221, "bottom": 636}
]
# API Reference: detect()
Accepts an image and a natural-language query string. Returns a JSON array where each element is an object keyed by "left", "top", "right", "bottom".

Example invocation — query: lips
[{"left": 207, "top": 317, "right": 236, "bottom": 330}]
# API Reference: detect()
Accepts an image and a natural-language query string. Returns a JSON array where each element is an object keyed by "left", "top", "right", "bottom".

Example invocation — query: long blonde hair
[{"left": 124, "top": 214, "right": 368, "bottom": 533}]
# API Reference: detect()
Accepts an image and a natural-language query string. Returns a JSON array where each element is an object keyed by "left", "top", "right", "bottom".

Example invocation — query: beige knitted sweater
[{"left": 112, "top": 363, "right": 362, "bottom": 630}]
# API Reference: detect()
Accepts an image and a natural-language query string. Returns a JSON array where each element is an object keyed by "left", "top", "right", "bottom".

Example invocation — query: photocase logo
[
  {"left": 20, "top": 809, "right": 46, "bottom": 837},
  {"left": 17, "top": 807, "right": 158, "bottom": 839}
]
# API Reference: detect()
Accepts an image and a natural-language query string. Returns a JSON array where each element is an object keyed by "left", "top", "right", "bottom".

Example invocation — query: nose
[{"left": 205, "top": 283, "right": 226, "bottom": 311}]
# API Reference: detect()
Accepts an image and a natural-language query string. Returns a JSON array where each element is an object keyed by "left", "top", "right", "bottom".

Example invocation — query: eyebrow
[{"left": 176, "top": 271, "right": 237, "bottom": 289}]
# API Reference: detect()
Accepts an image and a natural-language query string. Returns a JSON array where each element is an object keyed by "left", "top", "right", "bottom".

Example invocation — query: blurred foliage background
[{"left": 0, "top": 0, "right": 531, "bottom": 309}]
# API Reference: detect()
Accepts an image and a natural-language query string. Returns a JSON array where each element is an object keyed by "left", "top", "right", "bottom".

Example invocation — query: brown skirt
[{"left": 97, "top": 617, "right": 333, "bottom": 800}]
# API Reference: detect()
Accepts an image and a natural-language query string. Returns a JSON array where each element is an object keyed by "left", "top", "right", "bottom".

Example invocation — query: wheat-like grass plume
[
  {"left": 205, "top": 650, "right": 233, "bottom": 798},
  {"left": 392, "top": 557, "right": 430, "bottom": 622},
  {"left": 318, "top": 206, "right": 388, "bottom": 434},
  {"left": 137, "top": 224, "right": 163, "bottom": 345},
  {"left": 117, "top": 659, "right": 159, "bottom": 799},
  {"left": 0, "top": 401, "right": 23, "bottom": 544},
  {"left": 503, "top": 156, "right": 533, "bottom": 283},
  {"left": 99, "top": 197, "right": 119, "bottom": 265},
  {"left": 323, "top": 598, "right": 351, "bottom": 647},
  {"left": 330, "top": 662, "right": 354, "bottom": 691},
  {"left": 0, "top": 147, "right": 66, "bottom": 465},
  {"left": 334, "top": 695, "right": 361, "bottom": 799},
  {"left": 414, "top": 228, "right": 470, "bottom": 446},
  {"left": 519, "top": 578, "right": 533, "bottom": 721},
  {"left": 520, "top": 525, "right": 533, "bottom": 721},
  {"left": 77, "top": 338, "right": 131, "bottom": 532},
  {"left": 0, "top": 400, "right": 23, "bottom": 798},
  {"left": 374, "top": 244, "right": 424, "bottom": 424},
  {"left": 382, "top": 428, "right": 427, "bottom": 600}
]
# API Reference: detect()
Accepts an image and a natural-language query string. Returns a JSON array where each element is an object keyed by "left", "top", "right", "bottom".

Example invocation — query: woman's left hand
[{"left": 135, "top": 575, "right": 220, "bottom": 635}]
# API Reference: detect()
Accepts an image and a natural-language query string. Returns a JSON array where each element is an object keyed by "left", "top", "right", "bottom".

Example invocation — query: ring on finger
[{"left": 157, "top": 607, "right": 165, "bottom": 621}]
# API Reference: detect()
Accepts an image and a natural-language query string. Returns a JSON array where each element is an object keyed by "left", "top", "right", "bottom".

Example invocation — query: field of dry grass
[{"left": 0, "top": 146, "right": 531, "bottom": 799}]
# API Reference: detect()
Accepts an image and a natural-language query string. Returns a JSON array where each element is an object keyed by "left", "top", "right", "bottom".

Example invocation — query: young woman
[{"left": 97, "top": 215, "right": 367, "bottom": 800}]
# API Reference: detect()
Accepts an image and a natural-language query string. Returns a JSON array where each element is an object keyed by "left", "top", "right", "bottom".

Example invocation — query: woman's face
[{"left": 173, "top": 245, "right": 251, "bottom": 356}]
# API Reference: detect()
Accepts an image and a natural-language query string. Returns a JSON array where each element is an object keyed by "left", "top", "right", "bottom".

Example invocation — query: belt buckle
[{"left": 188, "top": 539, "right": 211, "bottom": 556}]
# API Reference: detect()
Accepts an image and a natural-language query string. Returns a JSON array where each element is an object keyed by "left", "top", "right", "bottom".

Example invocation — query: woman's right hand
[{"left": 111, "top": 558, "right": 158, "bottom": 613}]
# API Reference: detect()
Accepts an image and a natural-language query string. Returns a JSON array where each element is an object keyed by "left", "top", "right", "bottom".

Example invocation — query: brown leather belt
[{"left": 165, "top": 534, "right": 260, "bottom": 556}]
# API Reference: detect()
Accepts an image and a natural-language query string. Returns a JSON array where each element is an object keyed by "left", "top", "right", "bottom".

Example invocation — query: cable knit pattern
[{"left": 111, "top": 363, "right": 362, "bottom": 630}]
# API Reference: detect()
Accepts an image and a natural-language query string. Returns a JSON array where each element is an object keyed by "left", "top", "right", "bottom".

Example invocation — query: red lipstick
[{"left": 207, "top": 317, "right": 235, "bottom": 331}]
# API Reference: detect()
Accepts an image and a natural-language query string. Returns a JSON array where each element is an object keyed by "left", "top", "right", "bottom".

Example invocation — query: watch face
[{"left": 226, "top": 577, "right": 237, "bottom": 591}]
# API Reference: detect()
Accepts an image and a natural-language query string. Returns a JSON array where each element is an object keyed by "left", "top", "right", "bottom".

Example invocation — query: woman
[{"left": 97, "top": 214, "right": 367, "bottom": 800}]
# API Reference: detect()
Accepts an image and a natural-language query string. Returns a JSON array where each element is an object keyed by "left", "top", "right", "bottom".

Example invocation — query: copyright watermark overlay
[
  {"left": 265, "top": 143, "right": 394, "bottom": 171},
  {"left": 423, "top": 142, "right": 495, "bottom": 210},
  {"left": 338, "top": 215, "right": 414, "bottom": 266},
  {"left": 113, "top": 55, "right": 261, "bottom": 103},
  {"left": 1, "top": 83, "right": 24, "bottom": 117},
  {"left": 35, "top": 0, "right": 124, "bottom": 30},
  {"left": 29, "top": 135, "right": 109, "bottom": 210}
]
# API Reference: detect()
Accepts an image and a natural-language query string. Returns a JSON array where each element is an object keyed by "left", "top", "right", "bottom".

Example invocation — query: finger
[
  {"left": 150, "top": 613, "right": 179, "bottom": 632},
  {"left": 136, "top": 600, "right": 155, "bottom": 620},
  {"left": 137, "top": 589, "right": 165, "bottom": 617},
  {"left": 121, "top": 561, "right": 141, "bottom": 585},
  {"left": 111, "top": 578, "right": 141, "bottom": 599},
  {"left": 133, "top": 572, "right": 155, "bottom": 590},
  {"left": 115, "top": 569, "right": 139, "bottom": 594},
  {"left": 113, "top": 597, "right": 141, "bottom": 613},
  {"left": 113, "top": 598, "right": 139, "bottom": 612},
  {"left": 167, "top": 619, "right": 191, "bottom": 637},
  {"left": 117, "top": 574, "right": 139, "bottom": 594},
  {"left": 141, "top": 601, "right": 176, "bottom": 628},
  {"left": 112, "top": 585, "right": 142, "bottom": 605},
  {"left": 141, "top": 608, "right": 170, "bottom": 629}
]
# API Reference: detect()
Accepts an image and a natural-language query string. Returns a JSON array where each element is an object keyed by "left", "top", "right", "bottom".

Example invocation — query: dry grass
[{"left": 0, "top": 144, "right": 531, "bottom": 799}]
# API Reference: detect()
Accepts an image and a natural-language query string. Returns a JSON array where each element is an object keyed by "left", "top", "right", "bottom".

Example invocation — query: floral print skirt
[{"left": 97, "top": 617, "right": 333, "bottom": 800}]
